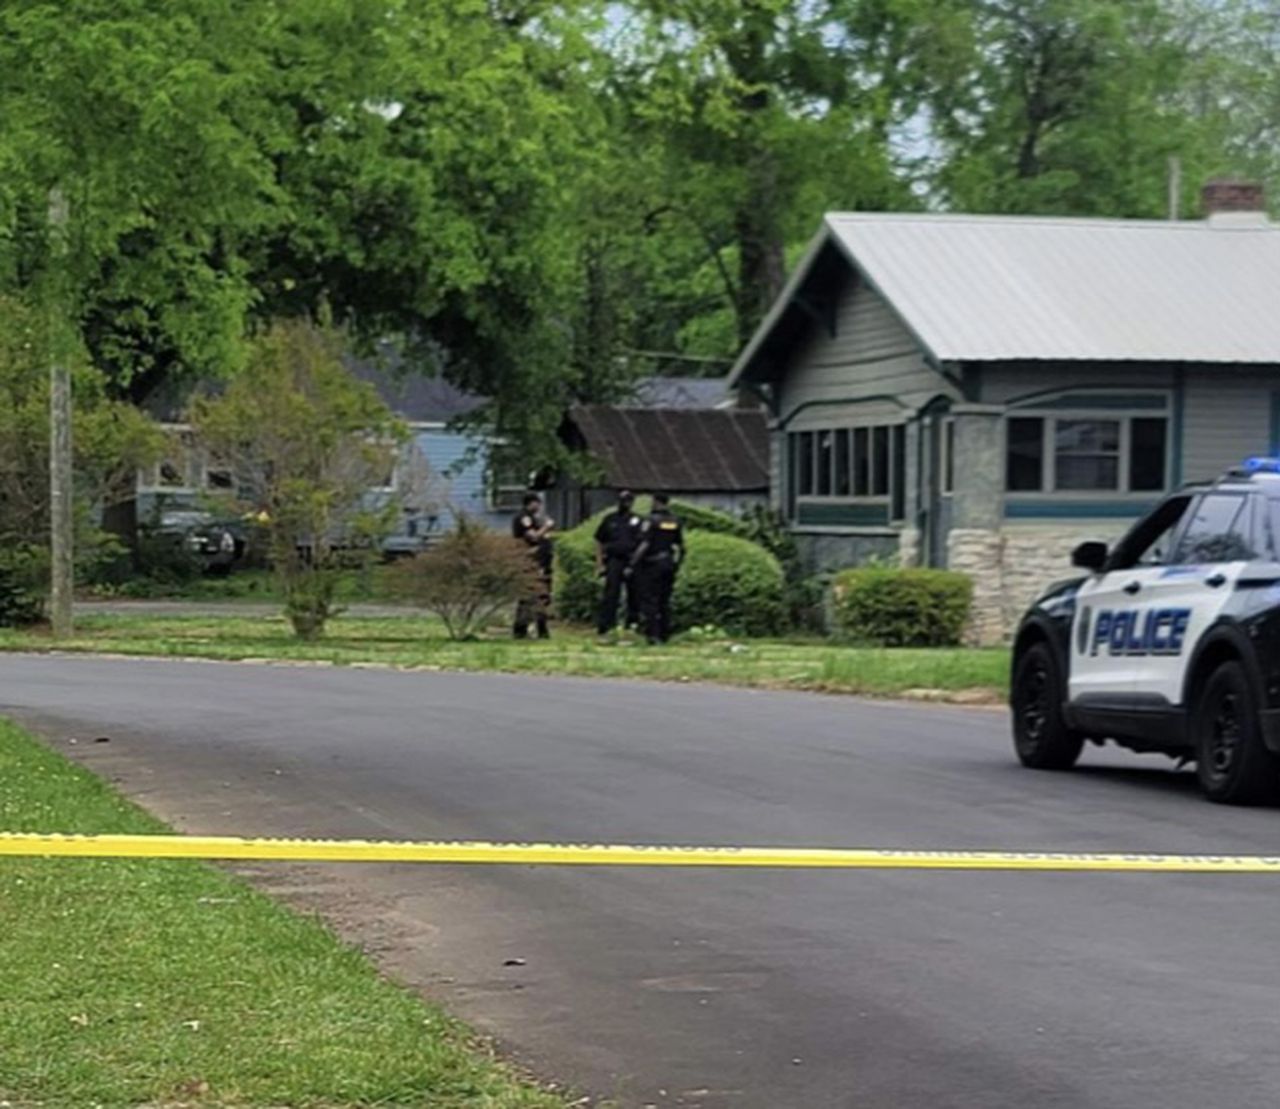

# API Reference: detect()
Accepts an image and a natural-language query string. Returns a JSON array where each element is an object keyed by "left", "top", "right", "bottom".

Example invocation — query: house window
[
  {"left": 797, "top": 431, "right": 814, "bottom": 495},
  {"left": 1055, "top": 418, "right": 1120, "bottom": 490},
  {"left": 488, "top": 457, "right": 530, "bottom": 512},
  {"left": 786, "top": 422, "right": 906, "bottom": 525},
  {"left": 816, "top": 430, "right": 833, "bottom": 496},
  {"left": 834, "top": 430, "right": 851, "bottom": 496},
  {"left": 1004, "top": 399, "right": 1170, "bottom": 495}
]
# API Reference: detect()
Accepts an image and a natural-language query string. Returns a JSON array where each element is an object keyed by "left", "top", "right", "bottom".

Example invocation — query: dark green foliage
[
  {"left": 833, "top": 567, "right": 973, "bottom": 647},
  {"left": 738, "top": 504, "right": 798, "bottom": 566},
  {"left": 667, "top": 500, "right": 752, "bottom": 539},
  {"left": 554, "top": 521, "right": 785, "bottom": 637},
  {"left": 0, "top": 550, "right": 43, "bottom": 627}
]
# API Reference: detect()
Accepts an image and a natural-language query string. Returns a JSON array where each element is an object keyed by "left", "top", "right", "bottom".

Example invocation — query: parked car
[{"left": 155, "top": 509, "right": 248, "bottom": 574}]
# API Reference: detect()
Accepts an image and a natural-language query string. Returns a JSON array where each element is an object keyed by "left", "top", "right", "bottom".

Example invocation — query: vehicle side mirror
[{"left": 1071, "top": 541, "right": 1109, "bottom": 572}]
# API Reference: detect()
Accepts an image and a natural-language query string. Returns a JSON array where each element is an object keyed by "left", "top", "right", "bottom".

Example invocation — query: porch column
[
  {"left": 898, "top": 419, "right": 922, "bottom": 567},
  {"left": 947, "top": 404, "right": 1005, "bottom": 645}
]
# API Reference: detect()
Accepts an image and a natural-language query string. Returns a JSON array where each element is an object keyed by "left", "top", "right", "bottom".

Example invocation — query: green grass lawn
[
  {"left": 0, "top": 612, "right": 1011, "bottom": 699},
  {"left": 0, "top": 717, "right": 565, "bottom": 1108}
]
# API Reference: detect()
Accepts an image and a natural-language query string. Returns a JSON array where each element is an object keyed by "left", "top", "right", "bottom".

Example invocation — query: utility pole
[
  {"left": 48, "top": 186, "right": 73, "bottom": 639},
  {"left": 1167, "top": 156, "right": 1182, "bottom": 221}
]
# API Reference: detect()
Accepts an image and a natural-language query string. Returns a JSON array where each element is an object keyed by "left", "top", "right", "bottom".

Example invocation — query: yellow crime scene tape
[{"left": 2, "top": 831, "right": 1280, "bottom": 873}]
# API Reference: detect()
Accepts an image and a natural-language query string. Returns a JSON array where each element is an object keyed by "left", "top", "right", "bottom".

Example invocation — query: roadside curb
[{"left": 0, "top": 646, "right": 1004, "bottom": 707}]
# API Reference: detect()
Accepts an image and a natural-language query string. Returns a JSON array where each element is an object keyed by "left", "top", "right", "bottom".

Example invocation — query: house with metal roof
[{"left": 728, "top": 180, "right": 1280, "bottom": 642}]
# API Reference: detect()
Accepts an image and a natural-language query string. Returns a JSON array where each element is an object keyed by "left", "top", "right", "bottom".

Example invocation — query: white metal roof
[{"left": 731, "top": 211, "right": 1280, "bottom": 379}]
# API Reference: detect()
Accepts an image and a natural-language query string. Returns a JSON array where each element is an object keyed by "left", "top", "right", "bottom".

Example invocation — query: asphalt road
[{"left": 4, "top": 654, "right": 1280, "bottom": 1108}]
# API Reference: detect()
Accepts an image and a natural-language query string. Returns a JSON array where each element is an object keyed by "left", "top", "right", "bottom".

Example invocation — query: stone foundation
[
  {"left": 951, "top": 523, "right": 1131, "bottom": 644},
  {"left": 947, "top": 529, "right": 1007, "bottom": 646},
  {"left": 897, "top": 526, "right": 922, "bottom": 568}
]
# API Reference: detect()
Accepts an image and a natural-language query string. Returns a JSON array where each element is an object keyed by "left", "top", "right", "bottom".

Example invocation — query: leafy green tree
[
  {"left": 929, "top": 0, "right": 1230, "bottom": 216},
  {"left": 189, "top": 319, "right": 405, "bottom": 640}
]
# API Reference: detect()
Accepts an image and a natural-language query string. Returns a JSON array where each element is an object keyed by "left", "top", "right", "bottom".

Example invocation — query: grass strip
[
  {"left": 0, "top": 717, "right": 565, "bottom": 1108},
  {"left": 0, "top": 614, "right": 1010, "bottom": 699}
]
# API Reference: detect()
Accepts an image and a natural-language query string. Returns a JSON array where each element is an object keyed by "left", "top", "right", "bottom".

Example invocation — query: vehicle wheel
[
  {"left": 1012, "top": 642, "right": 1083, "bottom": 770},
  {"left": 1193, "top": 661, "right": 1280, "bottom": 805}
]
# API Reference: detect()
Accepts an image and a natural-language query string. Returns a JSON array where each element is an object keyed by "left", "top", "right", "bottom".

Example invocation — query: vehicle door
[
  {"left": 1127, "top": 491, "right": 1261, "bottom": 706},
  {"left": 1068, "top": 494, "right": 1193, "bottom": 706}
]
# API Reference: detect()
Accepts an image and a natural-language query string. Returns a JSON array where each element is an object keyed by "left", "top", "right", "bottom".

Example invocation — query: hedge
[
  {"left": 553, "top": 520, "right": 786, "bottom": 637},
  {"left": 832, "top": 567, "right": 972, "bottom": 647}
]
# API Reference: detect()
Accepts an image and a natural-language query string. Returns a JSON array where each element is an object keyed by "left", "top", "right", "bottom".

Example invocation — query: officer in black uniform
[
  {"left": 594, "top": 489, "right": 642, "bottom": 636},
  {"left": 512, "top": 493, "right": 554, "bottom": 639},
  {"left": 628, "top": 493, "right": 684, "bottom": 645}
]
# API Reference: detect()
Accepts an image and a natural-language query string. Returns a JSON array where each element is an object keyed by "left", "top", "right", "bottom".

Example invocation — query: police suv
[{"left": 1011, "top": 458, "right": 1280, "bottom": 804}]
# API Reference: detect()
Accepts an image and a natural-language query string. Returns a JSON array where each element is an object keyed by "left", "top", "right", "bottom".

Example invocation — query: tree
[
  {"left": 545, "top": 0, "right": 982, "bottom": 390},
  {"left": 929, "top": 0, "right": 1230, "bottom": 216},
  {"left": 189, "top": 319, "right": 405, "bottom": 640}
]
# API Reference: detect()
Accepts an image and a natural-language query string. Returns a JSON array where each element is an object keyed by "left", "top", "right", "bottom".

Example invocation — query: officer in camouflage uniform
[{"left": 512, "top": 493, "right": 554, "bottom": 639}]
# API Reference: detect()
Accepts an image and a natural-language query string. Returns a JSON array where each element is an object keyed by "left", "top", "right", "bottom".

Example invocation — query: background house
[
  {"left": 545, "top": 394, "right": 769, "bottom": 528},
  {"left": 729, "top": 180, "right": 1280, "bottom": 642},
  {"left": 138, "top": 366, "right": 516, "bottom": 553}
]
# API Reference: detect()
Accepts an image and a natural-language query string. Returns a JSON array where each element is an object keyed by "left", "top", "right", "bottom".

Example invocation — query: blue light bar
[{"left": 1241, "top": 456, "right": 1280, "bottom": 474}]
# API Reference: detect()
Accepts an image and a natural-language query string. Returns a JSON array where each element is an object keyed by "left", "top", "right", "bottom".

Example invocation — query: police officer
[
  {"left": 628, "top": 492, "right": 684, "bottom": 645},
  {"left": 594, "top": 489, "right": 642, "bottom": 636},
  {"left": 512, "top": 493, "right": 554, "bottom": 639}
]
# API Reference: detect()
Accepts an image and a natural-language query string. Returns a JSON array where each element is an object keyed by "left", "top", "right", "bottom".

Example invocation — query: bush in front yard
[
  {"left": 551, "top": 526, "right": 600, "bottom": 625},
  {"left": 672, "top": 531, "right": 786, "bottom": 637},
  {"left": 553, "top": 525, "right": 786, "bottom": 636},
  {"left": 0, "top": 548, "right": 44, "bottom": 627},
  {"left": 389, "top": 517, "right": 541, "bottom": 640},
  {"left": 832, "top": 567, "right": 972, "bottom": 647}
]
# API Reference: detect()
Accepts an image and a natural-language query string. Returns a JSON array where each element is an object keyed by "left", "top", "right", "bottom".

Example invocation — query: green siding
[
  {"left": 797, "top": 502, "right": 891, "bottom": 528},
  {"left": 1005, "top": 499, "right": 1154, "bottom": 520}
]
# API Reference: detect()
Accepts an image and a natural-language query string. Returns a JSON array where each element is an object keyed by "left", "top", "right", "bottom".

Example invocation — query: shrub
[
  {"left": 390, "top": 517, "right": 541, "bottom": 640},
  {"left": 667, "top": 500, "right": 751, "bottom": 539},
  {"left": 672, "top": 531, "right": 786, "bottom": 636},
  {"left": 0, "top": 548, "right": 44, "bottom": 627},
  {"left": 551, "top": 526, "right": 599, "bottom": 625},
  {"left": 832, "top": 567, "right": 972, "bottom": 647},
  {"left": 554, "top": 523, "right": 785, "bottom": 637}
]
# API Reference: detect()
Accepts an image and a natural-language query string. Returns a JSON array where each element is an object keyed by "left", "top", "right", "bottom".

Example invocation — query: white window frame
[{"left": 1003, "top": 395, "right": 1172, "bottom": 498}]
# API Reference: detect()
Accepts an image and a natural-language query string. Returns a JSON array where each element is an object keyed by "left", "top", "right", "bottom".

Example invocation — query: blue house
[
  {"left": 351, "top": 368, "right": 518, "bottom": 552},
  {"left": 137, "top": 367, "right": 519, "bottom": 553}
]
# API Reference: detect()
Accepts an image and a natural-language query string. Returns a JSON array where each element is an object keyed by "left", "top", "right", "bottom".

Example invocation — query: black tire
[
  {"left": 1012, "top": 642, "right": 1083, "bottom": 770},
  {"left": 1193, "top": 661, "right": 1280, "bottom": 805}
]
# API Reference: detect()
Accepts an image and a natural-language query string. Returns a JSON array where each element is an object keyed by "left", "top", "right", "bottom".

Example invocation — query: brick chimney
[{"left": 1202, "top": 178, "right": 1268, "bottom": 224}]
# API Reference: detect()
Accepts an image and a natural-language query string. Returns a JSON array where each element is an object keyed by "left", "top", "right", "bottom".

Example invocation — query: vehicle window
[
  {"left": 1171, "top": 494, "right": 1255, "bottom": 564},
  {"left": 1108, "top": 495, "right": 1190, "bottom": 569}
]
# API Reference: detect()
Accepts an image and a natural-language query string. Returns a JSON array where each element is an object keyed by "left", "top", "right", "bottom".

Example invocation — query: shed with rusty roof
[{"left": 547, "top": 404, "right": 769, "bottom": 527}]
